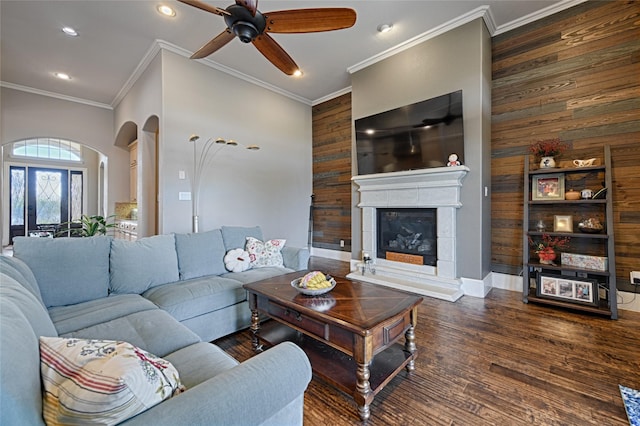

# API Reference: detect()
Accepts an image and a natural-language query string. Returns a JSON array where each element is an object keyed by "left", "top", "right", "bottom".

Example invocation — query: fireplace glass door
[{"left": 377, "top": 208, "right": 437, "bottom": 266}]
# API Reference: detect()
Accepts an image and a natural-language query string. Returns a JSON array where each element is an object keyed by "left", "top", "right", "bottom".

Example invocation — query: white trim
[
  {"left": 310, "top": 247, "right": 352, "bottom": 262},
  {"left": 312, "top": 86, "right": 352, "bottom": 106},
  {"left": 0, "top": 81, "right": 112, "bottom": 110},
  {"left": 111, "top": 40, "right": 312, "bottom": 108},
  {"left": 489, "top": 272, "right": 640, "bottom": 313},
  {"left": 493, "top": 0, "right": 590, "bottom": 36},
  {"left": 348, "top": 6, "right": 492, "bottom": 74}
]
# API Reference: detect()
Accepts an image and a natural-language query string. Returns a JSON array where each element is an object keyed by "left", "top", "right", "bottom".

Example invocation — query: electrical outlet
[
  {"left": 340, "top": 240, "right": 345, "bottom": 248},
  {"left": 631, "top": 271, "right": 640, "bottom": 284}
]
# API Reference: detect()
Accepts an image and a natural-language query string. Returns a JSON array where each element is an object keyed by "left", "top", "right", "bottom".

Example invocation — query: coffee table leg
[
  {"left": 355, "top": 362, "right": 371, "bottom": 420},
  {"left": 405, "top": 306, "right": 418, "bottom": 371},
  {"left": 250, "top": 309, "right": 263, "bottom": 352}
]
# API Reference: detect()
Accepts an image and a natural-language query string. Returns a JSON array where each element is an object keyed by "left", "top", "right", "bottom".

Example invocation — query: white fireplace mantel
[{"left": 348, "top": 166, "right": 469, "bottom": 301}]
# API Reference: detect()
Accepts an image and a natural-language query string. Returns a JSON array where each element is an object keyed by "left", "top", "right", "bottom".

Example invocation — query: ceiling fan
[{"left": 178, "top": 0, "right": 357, "bottom": 75}]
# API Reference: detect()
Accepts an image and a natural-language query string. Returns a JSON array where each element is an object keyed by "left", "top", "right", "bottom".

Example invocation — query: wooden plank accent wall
[
  {"left": 312, "top": 93, "right": 352, "bottom": 252},
  {"left": 491, "top": 0, "right": 640, "bottom": 291}
]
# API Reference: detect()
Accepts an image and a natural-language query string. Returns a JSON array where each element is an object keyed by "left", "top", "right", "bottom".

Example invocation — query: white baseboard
[
  {"left": 305, "top": 255, "right": 640, "bottom": 313},
  {"left": 489, "top": 272, "right": 640, "bottom": 313},
  {"left": 310, "top": 247, "right": 352, "bottom": 262}
]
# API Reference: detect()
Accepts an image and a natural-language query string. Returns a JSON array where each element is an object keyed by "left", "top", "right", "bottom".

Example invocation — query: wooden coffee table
[{"left": 244, "top": 272, "right": 423, "bottom": 420}]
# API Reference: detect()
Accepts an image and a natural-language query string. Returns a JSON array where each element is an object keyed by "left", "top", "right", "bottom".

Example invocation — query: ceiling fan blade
[
  {"left": 236, "top": 0, "right": 258, "bottom": 16},
  {"left": 178, "top": 0, "right": 229, "bottom": 16},
  {"left": 252, "top": 34, "right": 299, "bottom": 75},
  {"left": 264, "top": 9, "right": 356, "bottom": 33},
  {"left": 191, "top": 30, "right": 236, "bottom": 59}
]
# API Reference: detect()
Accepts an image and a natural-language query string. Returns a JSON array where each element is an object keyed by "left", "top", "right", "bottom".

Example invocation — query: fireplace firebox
[{"left": 377, "top": 208, "right": 437, "bottom": 266}]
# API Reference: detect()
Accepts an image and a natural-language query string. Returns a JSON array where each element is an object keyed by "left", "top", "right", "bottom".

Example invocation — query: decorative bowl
[
  {"left": 578, "top": 218, "right": 604, "bottom": 234},
  {"left": 291, "top": 275, "right": 336, "bottom": 296}
]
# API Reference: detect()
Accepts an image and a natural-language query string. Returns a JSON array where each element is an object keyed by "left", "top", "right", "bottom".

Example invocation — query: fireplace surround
[{"left": 348, "top": 166, "right": 469, "bottom": 301}]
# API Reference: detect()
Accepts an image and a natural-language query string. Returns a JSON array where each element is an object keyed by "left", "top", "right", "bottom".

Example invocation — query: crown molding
[
  {"left": 493, "top": 0, "right": 589, "bottom": 36},
  {"left": 112, "top": 39, "right": 312, "bottom": 108},
  {"left": 312, "top": 86, "right": 352, "bottom": 106},
  {"left": 0, "top": 81, "right": 113, "bottom": 110},
  {"left": 348, "top": 6, "right": 492, "bottom": 75}
]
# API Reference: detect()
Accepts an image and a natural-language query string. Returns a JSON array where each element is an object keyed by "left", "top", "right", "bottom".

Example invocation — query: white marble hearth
[{"left": 348, "top": 166, "right": 469, "bottom": 301}]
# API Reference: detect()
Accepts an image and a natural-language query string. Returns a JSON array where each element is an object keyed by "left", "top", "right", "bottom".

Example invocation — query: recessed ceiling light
[
  {"left": 54, "top": 72, "right": 71, "bottom": 80},
  {"left": 62, "top": 26, "right": 78, "bottom": 37},
  {"left": 377, "top": 23, "right": 393, "bottom": 33},
  {"left": 157, "top": 5, "right": 176, "bottom": 17},
  {"left": 293, "top": 69, "right": 303, "bottom": 77}
]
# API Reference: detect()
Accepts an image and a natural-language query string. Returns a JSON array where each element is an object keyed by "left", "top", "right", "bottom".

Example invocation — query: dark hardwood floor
[{"left": 214, "top": 257, "right": 640, "bottom": 425}]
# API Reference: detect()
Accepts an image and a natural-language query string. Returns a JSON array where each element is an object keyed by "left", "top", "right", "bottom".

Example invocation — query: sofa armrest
[
  {"left": 281, "top": 246, "right": 310, "bottom": 271},
  {"left": 122, "top": 342, "right": 312, "bottom": 426}
]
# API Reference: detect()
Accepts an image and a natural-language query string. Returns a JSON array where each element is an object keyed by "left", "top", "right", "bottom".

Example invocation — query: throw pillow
[
  {"left": 245, "top": 237, "right": 286, "bottom": 268},
  {"left": 224, "top": 248, "right": 251, "bottom": 273},
  {"left": 40, "top": 336, "right": 184, "bottom": 425}
]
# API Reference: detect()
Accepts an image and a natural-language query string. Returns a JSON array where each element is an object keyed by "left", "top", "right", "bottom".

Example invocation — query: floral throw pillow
[
  {"left": 40, "top": 337, "right": 184, "bottom": 425},
  {"left": 245, "top": 237, "right": 286, "bottom": 268}
]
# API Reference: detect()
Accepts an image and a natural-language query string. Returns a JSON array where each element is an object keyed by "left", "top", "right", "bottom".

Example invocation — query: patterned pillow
[
  {"left": 40, "top": 337, "right": 184, "bottom": 425},
  {"left": 245, "top": 237, "right": 286, "bottom": 268}
]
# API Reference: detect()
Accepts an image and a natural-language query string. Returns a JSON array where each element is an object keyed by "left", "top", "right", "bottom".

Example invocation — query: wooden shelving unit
[{"left": 522, "top": 145, "right": 617, "bottom": 319}]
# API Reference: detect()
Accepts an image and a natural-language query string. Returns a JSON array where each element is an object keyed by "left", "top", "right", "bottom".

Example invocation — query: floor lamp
[{"left": 188, "top": 134, "right": 259, "bottom": 233}]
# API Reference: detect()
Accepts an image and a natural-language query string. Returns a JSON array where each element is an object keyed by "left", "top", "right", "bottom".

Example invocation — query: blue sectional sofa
[{"left": 0, "top": 226, "right": 312, "bottom": 425}]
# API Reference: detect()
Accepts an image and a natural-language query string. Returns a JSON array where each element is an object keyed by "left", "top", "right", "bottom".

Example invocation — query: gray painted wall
[
  {"left": 350, "top": 19, "right": 492, "bottom": 281},
  {"left": 0, "top": 87, "right": 128, "bottom": 245}
]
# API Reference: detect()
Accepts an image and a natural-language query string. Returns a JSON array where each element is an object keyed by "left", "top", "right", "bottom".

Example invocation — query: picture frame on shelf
[
  {"left": 536, "top": 274, "right": 598, "bottom": 306},
  {"left": 553, "top": 215, "right": 573, "bottom": 232},
  {"left": 532, "top": 174, "right": 565, "bottom": 200}
]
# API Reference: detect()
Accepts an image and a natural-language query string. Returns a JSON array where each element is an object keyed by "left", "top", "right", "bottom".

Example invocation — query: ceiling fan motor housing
[{"left": 224, "top": 4, "right": 266, "bottom": 43}]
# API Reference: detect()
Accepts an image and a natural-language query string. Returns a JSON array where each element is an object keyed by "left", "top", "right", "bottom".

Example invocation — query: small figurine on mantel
[{"left": 447, "top": 153, "right": 461, "bottom": 167}]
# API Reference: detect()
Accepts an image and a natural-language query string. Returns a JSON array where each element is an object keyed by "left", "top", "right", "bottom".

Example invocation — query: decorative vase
[
  {"left": 540, "top": 156, "right": 556, "bottom": 168},
  {"left": 538, "top": 247, "right": 556, "bottom": 264}
]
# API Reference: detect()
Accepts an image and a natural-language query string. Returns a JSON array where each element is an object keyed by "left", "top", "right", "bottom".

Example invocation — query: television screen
[{"left": 355, "top": 90, "right": 464, "bottom": 175}]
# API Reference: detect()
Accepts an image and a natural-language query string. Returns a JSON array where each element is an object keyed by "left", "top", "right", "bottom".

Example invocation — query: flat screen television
[{"left": 355, "top": 90, "right": 464, "bottom": 175}]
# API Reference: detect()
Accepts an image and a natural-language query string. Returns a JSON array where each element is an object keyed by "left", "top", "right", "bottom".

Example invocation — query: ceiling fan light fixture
[
  {"left": 157, "top": 5, "right": 176, "bottom": 17},
  {"left": 293, "top": 69, "right": 303, "bottom": 77},
  {"left": 377, "top": 23, "right": 393, "bottom": 33},
  {"left": 232, "top": 21, "right": 259, "bottom": 43}
]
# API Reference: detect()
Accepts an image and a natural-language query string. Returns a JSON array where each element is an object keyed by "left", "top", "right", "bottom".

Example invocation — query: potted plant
[
  {"left": 57, "top": 214, "right": 117, "bottom": 237},
  {"left": 529, "top": 233, "right": 571, "bottom": 265},
  {"left": 529, "top": 138, "right": 568, "bottom": 168}
]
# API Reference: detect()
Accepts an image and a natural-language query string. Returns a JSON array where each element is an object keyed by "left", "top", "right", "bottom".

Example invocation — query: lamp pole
[{"left": 188, "top": 134, "right": 259, "bottom": 233}]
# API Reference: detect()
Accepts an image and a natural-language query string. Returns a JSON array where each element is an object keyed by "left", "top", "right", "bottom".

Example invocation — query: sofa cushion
[
  {"left": 221, "top": 266, "right": 295, "bottom": 284},
  {"left": 13, "top": 236, "right": 112, "bottom": 308},
  {"left": 110, "top": 234, "right": 179, "bottom": 294},
  {"left": 163, "top": 342, "right": 239, "bottom": 389},
  {"left": 0, "top": 255, "right": 46, "bottom": 307},
  {"left": 174, "top": 229, "right": 227, "bottom": 280},
  {"left": 48, "top": 294, "right": 159, "bottom": 335},
  {"left": 142, "top": 276, "right": 246, "bottom": 322},
  {"left": 221, "top": 225, "right": 263, "bottom": 251},
  {"left": 246, "top": 237, "right": 286, "bottom": 268},
  {"left": 61, "top": 309, "right": 201, "bottom": 358},
  {"left": 0, "top": 274, "right": 57, "bottom": 339},
  {"left": 40, "top": 337, "right": 184, "bottom": 426},
  {"left": 0, "top": 297, "right": 47, "bottom": 426}
]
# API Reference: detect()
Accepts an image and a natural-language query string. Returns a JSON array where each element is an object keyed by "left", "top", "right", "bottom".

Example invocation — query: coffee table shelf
[{"left": 258, "top": 320, "right": 413, "bottom": 396}]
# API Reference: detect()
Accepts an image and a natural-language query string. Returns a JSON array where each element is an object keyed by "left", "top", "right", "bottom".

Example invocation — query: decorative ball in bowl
[
  {"left": 578, "top": 218, "right": 604, "bottom": 234},
  {"left": 291, "top": 271, "right": 336, "bottom": 296}
]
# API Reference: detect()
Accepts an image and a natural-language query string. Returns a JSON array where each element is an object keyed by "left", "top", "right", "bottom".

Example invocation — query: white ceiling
[{"left": 1, "top": 1, "right": 579, "bottom": 107}]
